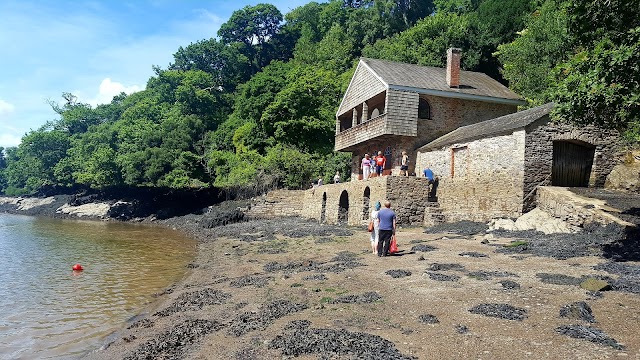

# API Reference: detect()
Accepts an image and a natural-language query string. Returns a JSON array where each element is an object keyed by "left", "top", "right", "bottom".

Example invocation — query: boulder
[{"left": 605, "top": 151, "right": 640, "bottom": 192}]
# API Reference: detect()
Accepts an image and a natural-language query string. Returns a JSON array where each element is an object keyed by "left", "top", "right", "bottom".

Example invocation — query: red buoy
[{"left": 72, "top": 264, "right": 84, "bottom": 271}]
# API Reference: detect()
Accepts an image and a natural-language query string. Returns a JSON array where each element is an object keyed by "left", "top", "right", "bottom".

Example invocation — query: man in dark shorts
[{"left": 377, "top": 200, "right": 396, "bottom": 257}]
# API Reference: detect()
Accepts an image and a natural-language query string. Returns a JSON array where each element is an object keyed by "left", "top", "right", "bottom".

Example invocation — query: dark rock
[
  {"left": 594, "top": 262, "right": 640, "bottom": 294},
  {"left": 560, "top": 301, "right": 596, "bottom": 323},
  {"left": 385, "top": 269, "right": 412, "bottom": 278},
  {"left": 556, "top": 325, "right": 624, "bottom": 350},
  {"left": 459, "top": 251, "right": 488, "bottom": 258},
  {"left": 425, "top": 221, "right": 488, "bottom": 236},
  {"left": 228, "top": 300, "right": 307, "bottom": 336},
  {"left": 467, "top": 270, "right": 518, "bottom": 281},
  {"left": 303, "top": 274, "right": 327, "bottom": 281},
  {"left": 128, "top": 318, "right": 154, "bottom": 329},
  {"left": 469, "top": 303, "right": 527, "bottom": 321},
  {"left": 455, "top": 325, "right": 470, "bottom": 334},
  {"left": 536, "top": 273, "right": 583, "bottom": 286},
  {"left": 229, "top": 275, "right": 272, "bottom": 288}
]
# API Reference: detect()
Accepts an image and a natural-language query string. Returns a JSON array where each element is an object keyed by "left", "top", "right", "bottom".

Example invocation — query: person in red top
[{"left": 374, "top": 151, "right": 386, "bottom": 176}]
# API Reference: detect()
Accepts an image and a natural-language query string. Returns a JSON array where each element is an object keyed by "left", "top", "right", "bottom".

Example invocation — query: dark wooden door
[{"left": 552, "top": 141, "right": 595, "bottom": 187}]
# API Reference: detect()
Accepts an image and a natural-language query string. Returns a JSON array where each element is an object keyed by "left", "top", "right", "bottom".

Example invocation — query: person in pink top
[{"left": 361, "top": 154, "right": 371, "bottom": 180}]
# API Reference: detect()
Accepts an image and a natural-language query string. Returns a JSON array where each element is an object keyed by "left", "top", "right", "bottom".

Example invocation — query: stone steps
[{"left": 423, "top": 201, "right": 445, "bottom": 226}]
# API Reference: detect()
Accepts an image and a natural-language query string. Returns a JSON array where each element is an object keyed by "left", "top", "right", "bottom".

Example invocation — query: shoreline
[{"left": 1, "top": 196, "right": 639, "bottom": 358}]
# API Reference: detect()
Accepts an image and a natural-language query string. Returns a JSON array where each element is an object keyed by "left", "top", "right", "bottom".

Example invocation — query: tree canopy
[{"left": 1, "top": 0, "right": 637, "bottom": 196}]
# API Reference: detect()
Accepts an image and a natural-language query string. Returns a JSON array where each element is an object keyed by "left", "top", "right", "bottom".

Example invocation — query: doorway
[
  {"left": 552, "top": 140, "right": 595, "bottom": 187},
  {"left": 338, "top": 190, "right": 349, "bottom": 224}
]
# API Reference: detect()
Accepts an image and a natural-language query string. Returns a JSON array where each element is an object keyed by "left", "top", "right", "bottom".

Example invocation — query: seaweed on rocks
[
  {"left": 594, "top": 262, "right": 640, "bottom": 294},
  {"left": 385, "top": 269, "right": 412, "bottom": 278},
  {"left": 229, "top": 275, "right": 273, "bottom": 288},
  {"left": 128, "top": 318, "right": 155, "bottom": 329},
  {"left": 536, "top": 273, "right": 583, "bottom": 286},
  {"left": 424, "top": 221, "right": 488, "bottom": 236},
  {"left": 425, "top": 272, "right": 460, "bottom": 282},
  {"left": 560, "top": 301, "right": 596, "bottom": 323},
  {"left": 303, "top": 274, "right": 327, "bottom": 281},
  {"left": 428, "top": 263, "right": 465, "bottom": 272},
  {"left": 269, "top": 320, "right": 416, "bottom": 359},
  {"left": 227, "top": 300, "right": 307, "bottom": 336},
  {"left": 467, "top": 270, "right": 518, "bottom": 281},
  {"left": 329, "top": 292, "right": 382, "bottom": 304},
  {"left": 124, "top": 319, "right": 225, "bottom": 360},
  {"left": 459, "top": 251, "right": 488, "bottom": 258},
  {"left": 556, "top": 325, "right": 624, "bottom": 350},
  {"left": 418, "top": 314, "right": 439, "bottom": 324},
  {"left": 263, "top": 260, "right": 320, "bottom": 273},
  {"left": 499, "top": 280, "right": 521, "bottom": 290},
  {"left": 153, "top": 288, "right": 231, "bottom": 316},
  {"left": 494, "top": 223, "right": 631, "bottom": 260},
  {"left": 410, "top": 244, "right": 437, "bottom": 252},
  {"left": 469, "top": 303, "right": 527, "bottom": 321}
]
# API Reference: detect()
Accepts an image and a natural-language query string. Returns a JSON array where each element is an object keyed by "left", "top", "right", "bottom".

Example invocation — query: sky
[{"left": 0, "top": 0, "right": 314, "bottom": 149}]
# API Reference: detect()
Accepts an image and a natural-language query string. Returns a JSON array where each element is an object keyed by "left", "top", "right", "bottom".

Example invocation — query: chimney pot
[{"left": 446, "top": 48, "right": 461, "bottom": 88}]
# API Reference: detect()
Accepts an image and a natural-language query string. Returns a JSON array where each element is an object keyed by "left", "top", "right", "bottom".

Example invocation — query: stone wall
[
  {"left": 416, "top": 131, "right": 527, "bottom": 221},
  {"left": 248, "top": 177, "right": 432, "bottom": 227},
  {"left": 523, "top": 121, "right": 619, "bottom": 211}
]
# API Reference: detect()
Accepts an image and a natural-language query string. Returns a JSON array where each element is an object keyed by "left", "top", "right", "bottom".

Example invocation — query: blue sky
[{"left": 0, "top": 0, "right": 314, "bottom": 149}]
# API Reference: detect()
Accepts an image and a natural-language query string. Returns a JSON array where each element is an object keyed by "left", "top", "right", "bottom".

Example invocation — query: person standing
[
  {"left": 377, "top": 200, "right": 396, "bottom": 257},
  {"left": 400, "top": 151, "right": 409, "bottom": 176},
  {"left": 369, "top": 201, "right": 381, "bottom": 254},
  {"left": 423, "top": 166, "right": 434, "bottom": 183},
  {"left": 333, "top": 171, "right": 341, "bottom": 184},
  {"left": 361, "top": 154, "right": 371, "bottom": 180},
  {"left": 374, "top": 151, "right": 386, "bottom": 176}
]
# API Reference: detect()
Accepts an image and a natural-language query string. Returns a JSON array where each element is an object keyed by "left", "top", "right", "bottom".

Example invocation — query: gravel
[
  {"left": 153, "top": 289, "right": 231, "bottom": 316},
  {"left": 385, "top": 269, "right": 412, "bottom": 278},
  {"left": 424, "top": 221, "right": 488, "bottom": 236},
  {"left": 227, "top": 300, "right": 307, "bottom": 337},
  {"left": 425, "top": 272, "right": 460, "bottom": 282},
  {"left": 560, "top": 301, "right": 596, "bottom": 323},
  {"left": 269, "top": 320, "right": 416, "bottom": 359},
  {"left": 468, "top": 303, "right": 527, "bottom": 321},
  {"left": 123, "top": 319, "right": 224, "bottom": 360},
  {"left": 329, "top": 292, "right": 383, "bottom": 304},
  {"left": 556, "top": 325, "right": 624, "bottom": 350}
]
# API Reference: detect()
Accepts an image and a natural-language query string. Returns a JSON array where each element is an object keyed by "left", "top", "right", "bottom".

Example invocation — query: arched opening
[
  {"left": 418, "top": 98, "right": 431, "bottom": 119},
  {"left": 338, "top": 190, "right": 349, "bottom": 225},
  {"left": 321, "top": 192, "right": 327, "bottom": 223},
  {"left": 362, "top": 187, "right": 371, "bottom": 220},
  {"left": 552, "top": 140, "right": 595, "bottom": 187}
]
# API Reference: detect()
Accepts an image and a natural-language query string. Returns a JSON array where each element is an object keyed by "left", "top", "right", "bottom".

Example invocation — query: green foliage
[{"left": 495, "top": 0, "right": 572, "bottom": 103}]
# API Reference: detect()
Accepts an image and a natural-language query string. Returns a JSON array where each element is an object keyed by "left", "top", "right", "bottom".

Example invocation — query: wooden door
[{"left": 552, "top": 141, "right": 595, "bottom": 187}]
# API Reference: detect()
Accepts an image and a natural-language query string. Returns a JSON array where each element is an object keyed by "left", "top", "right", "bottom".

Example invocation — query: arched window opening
[
  {"left": 419, "top": 98, "right": 431, "bottom": 119},
  {"left": 362, "top": 187, "right": 371, "bottom": 220}
]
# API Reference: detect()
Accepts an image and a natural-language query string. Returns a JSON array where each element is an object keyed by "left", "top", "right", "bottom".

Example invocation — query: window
[{"left": 418, "top": 98, "right": 431, "bottom": 119}]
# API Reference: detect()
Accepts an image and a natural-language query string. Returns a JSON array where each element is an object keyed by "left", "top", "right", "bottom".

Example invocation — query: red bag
[{"left": 389, "top": 236, "right": 398, "bottom": 253}]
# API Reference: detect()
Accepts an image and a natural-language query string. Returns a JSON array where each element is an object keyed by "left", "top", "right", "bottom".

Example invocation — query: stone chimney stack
[{"left": 446, "top": 48, "right": 461, "bottom": 88}]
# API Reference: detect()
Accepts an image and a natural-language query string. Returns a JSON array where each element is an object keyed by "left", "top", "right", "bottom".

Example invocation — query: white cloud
[
  {"left": 0, "top": 99, "right": 15, "bottom": 117},
  {"left": 85, "top": 78, "right": 142, "bottom": 106},
  {"left": 0, "top": 133, "right": 22, "bottom": 148}
]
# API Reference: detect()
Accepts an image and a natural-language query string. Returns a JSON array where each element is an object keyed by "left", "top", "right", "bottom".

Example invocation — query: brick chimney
[{"left": 446, "top": 48, "right": 461, "bottom": 88}]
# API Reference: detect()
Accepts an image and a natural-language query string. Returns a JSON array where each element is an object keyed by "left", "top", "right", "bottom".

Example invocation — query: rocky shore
[{"left": 1, "top": 194, "right": 639, "bottom": 359}]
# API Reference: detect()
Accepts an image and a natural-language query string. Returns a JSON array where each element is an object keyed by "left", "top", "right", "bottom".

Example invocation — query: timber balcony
[{"left": 334, "top": 113, "right": 388, "bottom": 151}]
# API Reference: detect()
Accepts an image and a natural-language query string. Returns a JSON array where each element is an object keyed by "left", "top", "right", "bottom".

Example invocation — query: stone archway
[
  {"left": 362, "top": 187, "right": 371, "bottom": 220},
  {"left": 321, "top": 192, "right": 327, "bottom": 223},
  {"left": 552, "top": 140, "right": 595, "bottom": 187},
  {"left": 338, "top": 190, "right": 349, "bottom": 225}
]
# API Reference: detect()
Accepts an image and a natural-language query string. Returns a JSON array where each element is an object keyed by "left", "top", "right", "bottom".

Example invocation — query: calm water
[{"left": 0, "top": 214, "right": 197, "bottom": 359}]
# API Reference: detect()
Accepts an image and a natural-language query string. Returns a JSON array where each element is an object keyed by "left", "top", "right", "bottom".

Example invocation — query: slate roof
[
  {"left": 418, "top": 103, "right": 554, "bottom": 151},
  {"left": 361, "top": 57, "right": 522, "bottom": 101}
]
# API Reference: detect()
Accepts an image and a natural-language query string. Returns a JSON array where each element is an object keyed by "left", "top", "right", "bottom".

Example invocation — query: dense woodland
[{"left": 1, "top": 0, "right": 638, "bottom": 197}]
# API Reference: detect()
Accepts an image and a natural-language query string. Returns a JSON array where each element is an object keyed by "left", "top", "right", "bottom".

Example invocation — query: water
[{"left": 0, "top": 214, "right": 197, "bottom": 359}]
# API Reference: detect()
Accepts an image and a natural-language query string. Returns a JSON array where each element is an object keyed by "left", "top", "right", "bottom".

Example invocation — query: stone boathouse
[{"left": 249, "top": 54, "right": 620, "bottom": 227}]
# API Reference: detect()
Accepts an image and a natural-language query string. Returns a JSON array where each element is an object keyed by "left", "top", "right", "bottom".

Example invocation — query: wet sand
[{"left": 84, "top": 217, "right": 640, "bottom": 360}]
